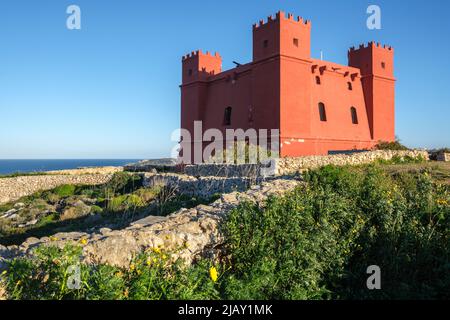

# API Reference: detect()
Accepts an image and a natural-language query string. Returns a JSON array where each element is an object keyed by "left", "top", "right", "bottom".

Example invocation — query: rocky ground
[{"left": 0, "top": 178, "right": 301, "bottom": 270}]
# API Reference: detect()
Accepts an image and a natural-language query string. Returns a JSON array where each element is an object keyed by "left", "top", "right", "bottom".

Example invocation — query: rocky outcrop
[
  {"left": 0, "top": 178, "right": 301, "bottom": 269},
  {"left": 0, "top": 173, "right": 116, "bottom": 205}
]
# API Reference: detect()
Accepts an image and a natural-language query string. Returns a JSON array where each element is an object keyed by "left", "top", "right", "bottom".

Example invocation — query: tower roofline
[
  {"left": 349, "top": 41, "right": 394, "bottom": 53},
  {"left": 182, "top": 50, "right": 221, "bottom": 61},
  {"left": 252, "top": 10, "right": 311, "bottom": 30}
]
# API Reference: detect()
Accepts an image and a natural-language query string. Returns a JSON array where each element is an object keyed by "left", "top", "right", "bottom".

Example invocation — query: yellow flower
[
  {"left": 162, "top": 254, "right": 168, "bottom": 260},
  {"left": 129, "top": 263, "right": 135, "bottom": 272},
  {"left": 49, "top": 236, "right": 58, "bottom": 242},
  {"left": 1, "top": 270, "right": 6, "bottom": 275},
  {"left": 152, "top": 247, "right": 161, "bottom": 254},
  {"left": 79, "top": 238, "right": 88, "bottom": 245},
  {"left": 146, "top": 259, "right": 152, "bottom": 266},
  {"left": 209, "top": 266, "right": 218, "bottom": 283},
  {"left": 16, "top": 280, "right": 21, "bottom": 286}
]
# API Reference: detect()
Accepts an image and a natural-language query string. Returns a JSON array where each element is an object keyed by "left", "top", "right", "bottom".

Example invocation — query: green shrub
[
  {"left": 1, "top": 245, "right": 221, "bottom": 300},
  {"left": 53, "top": 185, "right": 76, "bottom": 198},
  {"left": 222, "top": 165, "right": 449, "bottom": 299},
  {"left": 375, "top": 140, "right": 409, "bottom": 151}
]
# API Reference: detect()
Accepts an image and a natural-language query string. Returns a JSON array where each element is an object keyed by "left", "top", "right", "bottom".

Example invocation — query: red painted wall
[{"left": 180, "top": 11, "right": 395, "bottom": 162}]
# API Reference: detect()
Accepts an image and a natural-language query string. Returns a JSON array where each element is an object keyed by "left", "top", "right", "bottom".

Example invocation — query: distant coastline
[{"left": 0, "top": 159, "right": 140, "bottom": 175}]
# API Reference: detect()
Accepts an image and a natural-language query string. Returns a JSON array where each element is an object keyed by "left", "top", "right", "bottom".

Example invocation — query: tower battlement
[
  {"left": 349, "top": 42, "right": 393, "bottom": 53},
  {"left": 182, "top": 50, "right": 221, "bottom": 61},
  {"left": 252, "top": 11, "right": 310, "bottom": 30}
]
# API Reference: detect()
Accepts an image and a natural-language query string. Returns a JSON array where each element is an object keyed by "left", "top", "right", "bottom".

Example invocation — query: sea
[{"left": 0, "top": 159, "right": 141, "bottom": 175}]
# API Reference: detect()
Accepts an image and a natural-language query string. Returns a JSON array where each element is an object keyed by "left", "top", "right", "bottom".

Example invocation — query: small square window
[
  {"left": 263, "top": 40, "right": 268, "bottom": 48},
  {"left": 293, "top": 38, "right": 299, "bottom": 47},
  {"left": 381, "top": 62, "right": 386, "bottom": 69}
]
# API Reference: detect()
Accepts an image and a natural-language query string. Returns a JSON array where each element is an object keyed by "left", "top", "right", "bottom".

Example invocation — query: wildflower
[
  {"left": 79, "top": 238, "right": 88, "bottom": 245},
  {"left": 146, "top": 259, "right": 152, "bottom": 266},
  {"left": 209, "top": 266, "right": 218, "bottom": 283},
  {"left": 129, "top": 263, "right": 135, "bottom": 272},
  {"left": 49, "top": 236, "right": 58, "bottom": 242},
  {"left": 115, "top": 271, "right": 123, "bottom": 278},
  {"left": 152, "top": 247, "right": 161, "bottom": 254}
]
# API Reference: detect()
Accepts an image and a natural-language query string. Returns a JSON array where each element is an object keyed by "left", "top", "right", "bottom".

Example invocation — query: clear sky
[{"left": 0, "top": 0, "right": 449, "bottom": 159}]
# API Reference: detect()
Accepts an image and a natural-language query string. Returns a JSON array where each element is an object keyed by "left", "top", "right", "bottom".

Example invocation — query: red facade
[{"left": 180, "top": 11, "right": 395, "bottom": 161}]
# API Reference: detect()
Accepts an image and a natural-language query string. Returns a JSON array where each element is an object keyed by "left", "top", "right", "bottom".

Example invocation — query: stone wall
[
  {"left": 184, "top": 163, "right": 262, "bottom": 178},
  {"left": 177, "top": 150, "right": 429, "bottom": 177},
  {"left": 274, "top": 150, "right": 429, "bottom": 175},
  {"left": 142, "top": 172, "right": 262, "bottom": 199},
  {"left": 436, "top": 152, "right": 450, "bottom": 162},
  {"left": 0, "top": 178, "right": 301, "bottom": 270},
  {"left": 0, "top": 174, "right": 116, "bottom": 205}
]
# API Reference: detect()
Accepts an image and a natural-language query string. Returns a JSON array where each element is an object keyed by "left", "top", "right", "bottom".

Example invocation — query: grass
[
  {"left": 1, "top": 162, "right": 449, "bottom": 300},
  {"left": 0, "top": 172, "right": 49, "bottom": 179},
  {"left": 0, "top": 172, "right": 220, "bottom": 246}
]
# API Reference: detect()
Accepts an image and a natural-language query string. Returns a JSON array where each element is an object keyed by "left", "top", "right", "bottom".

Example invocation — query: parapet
[
  {"left": 253, "top": 11, "right": 311, "bottom": 30},
  {"left": 182, "top": 50, "right": 221, "bottom": 61},
  {"left": 349, "top": 42, "right": 393, "bottom": 53}
]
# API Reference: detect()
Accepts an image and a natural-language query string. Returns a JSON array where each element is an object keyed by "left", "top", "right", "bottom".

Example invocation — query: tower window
[
  {"left": 293, "top": 38, "right": 299, "bottom": 47},
  {"left": 224, "top": 107, "right": 232, "bottom": 126},
  {"left": 381, "top": 62, "right": 386, "bottom": 69},
  {"left": 350, "top": 107, "right": 358, "bottom": 124},
  {"left": 347, "top": 82, "right": 352, "bottom": 90},
  {"left": 188, "top": 69, "right": 192, "bottom": 76},
  {"left": 315, "top": 76, "right": 321, "bottom": 85},
  {"left": 263, "top": 40, "right": 268, "bottom": 48},
  {"left": 318, "top": 103, "right": 327, "bottom": 122}
]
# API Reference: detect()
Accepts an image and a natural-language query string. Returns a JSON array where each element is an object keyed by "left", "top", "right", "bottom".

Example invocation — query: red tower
[{"left": 180, "top": 11, "right": 395, "bottom": 162}]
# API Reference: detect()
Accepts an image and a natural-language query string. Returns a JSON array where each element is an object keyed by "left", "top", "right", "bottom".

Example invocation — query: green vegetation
[
  {"left": 2, "top": 163, "right": 448, "bottom": 300},
  {"left": 1, "top": 245, "right": 219, "bottom": 300},
  {"left": 0, "top": 172, "right": 49, "bottom": 179},
  {"left": 375, "top": 140, "right": 409, "bottom": 151},
  {"left": 375, "top": 154, "right": 427, "bottom": 165},
  {"left": 0, "top": 172, "right": 216, "bottom": 245}
]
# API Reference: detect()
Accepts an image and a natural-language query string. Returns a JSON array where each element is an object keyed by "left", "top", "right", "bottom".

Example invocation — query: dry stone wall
[
  {"left": 0, "top": 174, "right": 116, "bottom": 205},
  {"left": 436, "top": 152, "right": 450, "bottom": 162},
  {"left": 275, "top": 150, "right": 429, "bottom": 175},
  {"left": 179, "top": 150, "right": 429, "bottom": 178},
  {"left": 143, "top": 172, "right": 263, "bottom": 199},
  {"left": 0, "top": 178, "right": 301, "bottom": 270}
]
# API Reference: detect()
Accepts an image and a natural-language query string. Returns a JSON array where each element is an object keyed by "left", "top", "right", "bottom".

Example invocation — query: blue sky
[{"left": 0, "top": 0, "right": 449, "bottom": 159}]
